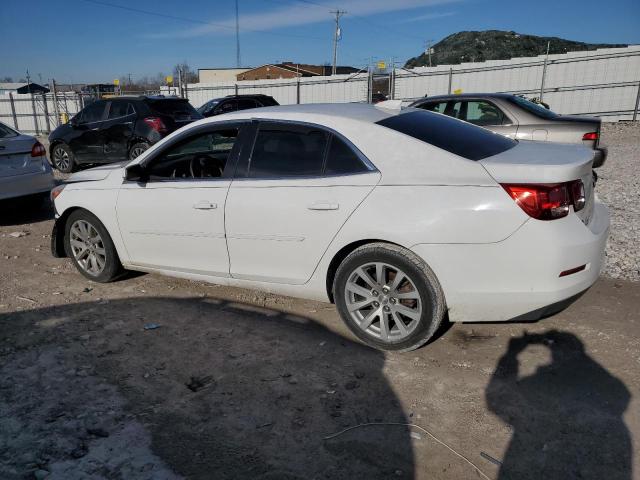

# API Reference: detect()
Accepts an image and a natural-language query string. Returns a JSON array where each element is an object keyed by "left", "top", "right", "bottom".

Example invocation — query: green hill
[{"left": 404, "top": 30, "right": 627, "bottom": 68}]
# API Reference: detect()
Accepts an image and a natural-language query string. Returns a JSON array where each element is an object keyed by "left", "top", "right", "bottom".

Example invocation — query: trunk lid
[
  {"left": 480, "top": 140, "right": 595, "bottom": 225},
  {"left": 557, "top": 115, "right": 602, "bottom": 148},
  {"left": 0, "top": 134, "right": 43, "bottom": 177}
]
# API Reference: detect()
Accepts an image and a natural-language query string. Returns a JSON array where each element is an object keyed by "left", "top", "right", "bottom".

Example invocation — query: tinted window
[
  {"left": 80, "top": 101, "right": 106, "bottom": 123},
  {"left": 237, "top": 99, "right": 258, "bottom": 110},
  {"left": 377, "top": 110, "right": 516, "bottom": 161},
  {"left": 508, "top": 96, "right": 557, "bottom": 119},
  {"left": 464, "top": 100, "right": 506, "bottom": 126},
  {"left": 420, "top": 102, "right": 447, "bottom": 114},
  {"left": 147, "top": 99, "right": 200, "bottom": 119},
  {"left": 0, "top": 122, "right": 18, "bottom": 138},
  {"left": 147, "top": 128, "right": 238, "bottom": 180},
  {"left": 217, "top": 101, "right": 237, "bottom": 114},
  {"left": 249, "top": 128, "right": 328, "bottom": 178},
  {"left": 108, "top": 101, "right": 134, "bottom": 119},
  {"left": 325, "top": 136, "right": 369, "bottom": 175}
]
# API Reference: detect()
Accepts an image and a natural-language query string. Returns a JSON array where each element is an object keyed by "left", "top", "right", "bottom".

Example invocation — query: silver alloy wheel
[
  {"left": 130, "top": 146, "right": 147, "bottom": 159},
  {"left": 69, "top": 220, "right": 107, "bottom": 276},
  {"left": 344, "top": 262, "right": 422, "bottom": 342},
  {"left": 53, "top": 147, "right": 70, "bottom": 170}
]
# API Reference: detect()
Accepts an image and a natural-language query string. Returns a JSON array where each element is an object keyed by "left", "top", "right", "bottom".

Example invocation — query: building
[
  {"left": 198, "top": 68, "right": 252, "bottom": 83},
  {"left": 0, "top": 82, "right": 50, "bottom": 95},
  {"left": 237, "top": 62, "right": 360, "bottom": 81}
]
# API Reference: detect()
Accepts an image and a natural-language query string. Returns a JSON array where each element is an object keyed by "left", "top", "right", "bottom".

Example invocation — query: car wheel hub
[
  {"left": 344, "top": 262, "right": 422, "bottom": 343},
  {"left": 69, "top": 220, "right": 106, "bottom": 276}
]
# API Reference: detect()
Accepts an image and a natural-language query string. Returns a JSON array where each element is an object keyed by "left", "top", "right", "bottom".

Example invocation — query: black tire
[
  {"left": 333, "top": 243, "right": 446, "bottom": 352},
  {"left": 64, "top": 209, "right": 123, "bottom": 283},
  {"left": 129, "top": 142, "right": 150, "bottom": 160},
  {"left": 51, "top": 143, "right": 76, "bottom": 173}
]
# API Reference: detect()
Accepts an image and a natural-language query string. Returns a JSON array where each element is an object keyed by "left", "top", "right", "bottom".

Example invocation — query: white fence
[
  {"left": 1, "top": 46, "right": 639, "bottom": 135},
  {"left": 394, "top": 46, "right": 640, "bottom": 122}
]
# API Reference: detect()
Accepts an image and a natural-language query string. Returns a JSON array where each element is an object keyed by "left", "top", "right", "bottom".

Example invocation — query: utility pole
[
  {"left": 127, "top": 73, "right": 132, "bottom": 86},
  {"left": 331, "top": 10, "right": 346, "bottom": 75},
  {"left": 235, "top": 0, "right": 241, "bottom": 68},
  {"left": 539, "top": 41, "right": 550, "bottom": 102},
  {"left": 424, "top": 39, "right": 434, "bottom": 67}
]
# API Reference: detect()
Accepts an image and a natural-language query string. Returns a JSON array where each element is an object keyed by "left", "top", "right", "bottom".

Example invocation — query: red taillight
[
  {"left": 144, "top": 117, "right": 167, "bottom": 133},
  {"left": 501, "top": 179, "right": 586, "bottom": 220},
  {"left": 582, "top": 132, "right": 598, "bottom": 141},
  {"left": 31, "top": 141, "right": 46, "bottom": 157}
]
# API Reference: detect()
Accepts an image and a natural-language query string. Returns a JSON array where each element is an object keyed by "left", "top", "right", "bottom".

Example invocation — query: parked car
[
  {"left": 50, "top": 104, "right": 609, "bottom": 352},
  {"left": 48, "top": 96, "right": 203, "bottom": 173},
  {"left": 409, "top": 93, "right": 608, "bottom": 167},
  {"left": 0, "top": 121, "right": 54, "bottom": 201},
  {"left": 197, "top": 95, "right": 279, "bottom": 117}
]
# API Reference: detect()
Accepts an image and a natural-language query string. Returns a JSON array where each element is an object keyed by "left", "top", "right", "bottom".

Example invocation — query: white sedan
[{"left": 50, "top": 104, "right": 609, "bottom": 351}]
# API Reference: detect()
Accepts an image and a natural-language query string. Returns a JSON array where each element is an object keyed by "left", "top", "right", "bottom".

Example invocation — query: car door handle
[
  {"left": 193, "top": 201, "right": 217, "bottom": 210},
  {"left": 307, "top": 202, "right": 339, "bottom": 211}
]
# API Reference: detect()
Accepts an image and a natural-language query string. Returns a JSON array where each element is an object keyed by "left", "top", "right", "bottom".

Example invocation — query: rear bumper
[
  {"left": 0, "top": 168, "right": 54, "bottom": 201},
  {"left": 592, "top": 146, "right": 607, "bottom": 168},
  {"left": 411, "top": 200, "right": 610, "bottom": 322}
]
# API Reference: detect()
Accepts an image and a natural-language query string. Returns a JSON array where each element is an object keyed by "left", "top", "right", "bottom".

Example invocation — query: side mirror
[{"left": 125, "top": 163, "right": 148, "bottom": 182}]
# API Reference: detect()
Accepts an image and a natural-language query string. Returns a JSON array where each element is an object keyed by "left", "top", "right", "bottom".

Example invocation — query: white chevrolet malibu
[{"left": 50, "top": 104, "right": 609, "bottom": 351}]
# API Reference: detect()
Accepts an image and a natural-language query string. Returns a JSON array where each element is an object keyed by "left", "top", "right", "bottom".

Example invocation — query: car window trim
[
  {"left": 235, "top": 119, "right": 377, "bottom": 181},
  {"left": 105, "top": 101, "right": 137, "bottom": 121},
  {"left": 130, "top": 120, "right": 251, "bottom": 184}
]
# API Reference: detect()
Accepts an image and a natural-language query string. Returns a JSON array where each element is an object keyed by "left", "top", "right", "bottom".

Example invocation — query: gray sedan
[
  {"left": 409, "top": 93, "right": 607, "bottom": 167},
  {"left": 0, "top": 121, "right": 55, "bottom": 201}
]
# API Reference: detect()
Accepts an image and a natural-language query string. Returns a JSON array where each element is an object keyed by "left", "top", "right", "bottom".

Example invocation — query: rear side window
[
  {"left": 464, "top": 100, "right": 506, "bottom": 126},
  {"left": 237, "top": 99, "right": 258, "bottom": 110},
  {"left": 324, "top": 136, "right": 369, "bottom": 175},
  {"left": 147, "top": 99, "right": 200, "bottom": 118},
  {"left": 108, "top": 102, "right": 134, "bottom": 119},
  {"left": 249, "top": 128, "right": 328, "bottom": 178},
  {"left": 377, "top": 110, "right": 516, "bottom": 161}
]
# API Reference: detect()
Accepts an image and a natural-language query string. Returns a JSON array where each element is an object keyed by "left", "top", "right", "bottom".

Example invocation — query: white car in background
[
  {"left": 50, "top": 104, "right": 609, "bottom": 352},
  {"left": 0, "top": 121, "right": 54, "bottom": 201}
]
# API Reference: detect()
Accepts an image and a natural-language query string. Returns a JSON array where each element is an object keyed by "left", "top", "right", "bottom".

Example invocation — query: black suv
[
  {"left": 197, "top": 94, "right": 279, "bottom": 118},
  {"left": 48, "top": 96, "right": 202, "bottom": 172}
]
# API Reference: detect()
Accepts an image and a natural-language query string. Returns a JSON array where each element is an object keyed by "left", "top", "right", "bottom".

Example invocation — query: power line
[{"left": 76, "top": 0, "right": 324, "bottom": 40}]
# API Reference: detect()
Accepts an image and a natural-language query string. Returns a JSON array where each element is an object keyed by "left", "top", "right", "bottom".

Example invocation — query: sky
[{"left": 1, "top": 0, "right": 639, "bottom": 84}]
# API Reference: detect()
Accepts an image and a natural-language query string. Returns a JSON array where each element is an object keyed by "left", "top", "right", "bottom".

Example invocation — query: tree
[
  {"left": 173, "top": 62, "right": 198, "bottom": 84},
  {"left": 1, "top": 76, "right": 13, "bottom": 82}
]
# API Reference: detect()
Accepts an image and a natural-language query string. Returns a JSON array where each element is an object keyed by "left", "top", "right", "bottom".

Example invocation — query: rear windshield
[
  {"left": 147, "top": 99, "right": 201, "bottom": 118},
  {"left": 507, "top": 96, "right": 558, "bottom": 120},
  {"left": 376, "top": 110, "right": 516, "bottom": 161}
]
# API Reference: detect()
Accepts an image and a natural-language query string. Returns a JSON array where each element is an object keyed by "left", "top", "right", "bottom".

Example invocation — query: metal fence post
[
  {"left": 633, "top": 80, "right": 640, "bottom": 122},
  {"left": 30, "top": 94, "right": 40, "bottom": 135},
  {"left": 296, "top": 78, "right": 301, "bottom": 104},
  {"left": 8, "top": 93, "right": 18, "bottom": 129},
  {"left": 539, "top": 41, "right": 550, "bottom": 102},
  {"left": 42, "top": 93, "right": 51, "bottom": 133},
  {"left": 448, "top": 67, "right": 453, "bottom": 94},
  {"left": 52, "top": 80, "right": 61, "bottom": 127},
  {"left": 234, "top": 83, "right": 239, "bottom": 96}
]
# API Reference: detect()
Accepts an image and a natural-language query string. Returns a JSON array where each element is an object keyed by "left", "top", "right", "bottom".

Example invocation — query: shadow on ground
[
  {"left": 0, "top": 297, "right": 415, "bottom": 479},
  {"left": 0, "top": 195, "right": 54, "bottom": 227},
  {"left": 486, "top": 330, "right": 632, "bottom": 480}
]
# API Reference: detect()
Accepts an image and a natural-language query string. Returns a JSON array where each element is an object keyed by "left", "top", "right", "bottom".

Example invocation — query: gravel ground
[{"left": 598, "top": 122, "right": 640, "bottom": 282}]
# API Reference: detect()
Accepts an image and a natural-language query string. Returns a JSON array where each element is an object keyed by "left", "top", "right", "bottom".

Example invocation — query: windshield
[
  {"left": 376, "top": 110, "right": 517, "bottom": 161},
  {"left": 508, "top": 96, "right": 558, "bottom": 119}
]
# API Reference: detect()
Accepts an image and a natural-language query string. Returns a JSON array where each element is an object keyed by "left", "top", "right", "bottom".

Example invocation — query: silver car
[
  {"left": 0, "top": 121, "right": 55, "bottom": 201},
  {"left": 409, "top": 93, "right": 607, "bottom": 167}
]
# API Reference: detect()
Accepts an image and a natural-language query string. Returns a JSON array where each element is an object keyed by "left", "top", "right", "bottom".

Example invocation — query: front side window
[
  {"left": 463, "top": 100, "right": 506, "bottom": 126},
  {"left": 248, "top": 128, "right": 328, "bottom": 178},
  {"left": 420, "top": 101, "right": 447, "bottom": 114},
  {"left": 79, "top": 101, "right": 106, "bottom": 123},
  {"left": 217, "top": 101, "right": 237, "bottom": 114},
  {"left": 146, "top": 128, "right": 239, "bottom": 180}
]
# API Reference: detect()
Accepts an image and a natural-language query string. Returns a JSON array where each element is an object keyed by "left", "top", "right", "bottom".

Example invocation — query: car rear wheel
[
  {"left": 64, "top": 210, "right": 123, "bottom": 283},
  {"left": 129, "top": 142, "right": 150, "bottom": 160},
  {"left": 334, "top": 243, "right": 446, "bottom": 352},
  {"left": 52, "top": 143, "right": 76, "bottom": 173}
]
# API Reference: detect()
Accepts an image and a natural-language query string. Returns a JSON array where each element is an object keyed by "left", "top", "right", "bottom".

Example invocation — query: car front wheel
[
  {"left": 334, "top": 243, "right": 446, "bottom": 352},
  {"left": 64, "top": 210, "right": 123, "bottom": 282},
  {"left": 51, "top": 143, "right": 76, "bottom": 173}
]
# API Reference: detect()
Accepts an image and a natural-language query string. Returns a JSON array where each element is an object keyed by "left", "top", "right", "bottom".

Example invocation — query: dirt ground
[{"left": 0, "top": 197, "right": 638, "bottom": 480}]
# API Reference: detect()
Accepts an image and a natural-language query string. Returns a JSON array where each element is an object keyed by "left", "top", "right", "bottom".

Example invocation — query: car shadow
[
  {"left": 0, "top": 195, "right": 54, "bottom": 226},
  {"left": 0, "top": 297, "right": 415, "bottom": 479},
  {"left": 486, "top": 330, "right": 632, "bottom": 480}
]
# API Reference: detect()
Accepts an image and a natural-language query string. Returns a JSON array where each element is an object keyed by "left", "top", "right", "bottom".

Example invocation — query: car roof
[
  {"left": 206, "top": 103, "right": 397, "bottom": 124},
  {"left": 416, "top": 93, "right": 516, "bottom": 102}
]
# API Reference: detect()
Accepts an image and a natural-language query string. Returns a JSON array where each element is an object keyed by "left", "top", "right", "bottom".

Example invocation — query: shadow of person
[
  {"left": 486, "top": 330, "right": 632, "bottom": 480},
  {"left": 0, "top": 297, "right": 414, "bottom": 480}
]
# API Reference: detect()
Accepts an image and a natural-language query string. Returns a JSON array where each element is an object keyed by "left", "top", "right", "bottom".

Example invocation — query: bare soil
[{"left": 1, "top": 198, "right": 639, "bottom": 480}]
